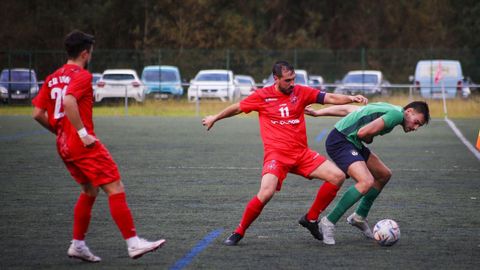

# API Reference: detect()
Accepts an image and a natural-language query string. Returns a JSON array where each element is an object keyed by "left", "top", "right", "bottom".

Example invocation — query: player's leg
[
  {"left": 86, "top": 143, "right": 165, "bottom": 259},
  {"left": 354, "top": 152, "right": 392, "bottom": 219},
  {"left": 306, "top": 159, "right": 345, "bottom": 220},
  {"left": 66, "top": 162, "right": 101, "bottom": 262},
  {"left": 224, "top": 173, "right": 278, "bottom": 246},
  {"left": 73, "top": 182, "right": 99, "bottom": 242},
  {"left": 322, "top": 161, "right": 374, "bottom": 244},
  {"left": 101, "top": 180, "right": 165, "bottom": 259},
  {"left": 298, "top": 159, "right": 345, "bottom": 241},
  {"left": 347, "top": 152, "right": 391, "bottom": 239}
]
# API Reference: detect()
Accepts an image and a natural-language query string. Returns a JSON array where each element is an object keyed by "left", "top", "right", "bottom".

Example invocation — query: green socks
[
  {"left": 327, "top": 185, "right": 363, "bottom": 224},
  {"left": 356, "top": 187, "right": 381, "bottom": 218}
]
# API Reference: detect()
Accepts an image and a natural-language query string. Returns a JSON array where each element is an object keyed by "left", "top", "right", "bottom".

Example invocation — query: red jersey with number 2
[
  {"left": 240, "top": 85, "right": 325, "bottom": 163},
  {"left": 32, "top": 64, "right": 95, "bottom": 159}
]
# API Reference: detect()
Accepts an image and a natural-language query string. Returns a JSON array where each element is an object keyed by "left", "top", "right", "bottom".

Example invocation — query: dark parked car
[{"left": 0, "top": 68, "right": 39, "bottom": 103}]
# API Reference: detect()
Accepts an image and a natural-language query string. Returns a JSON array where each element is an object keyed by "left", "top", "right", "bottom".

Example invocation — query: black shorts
[{"left": 325, "top": 128, "right": 371, "bottom": 175}]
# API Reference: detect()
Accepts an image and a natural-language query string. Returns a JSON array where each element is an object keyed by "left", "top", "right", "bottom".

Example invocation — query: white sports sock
[
  {"left": 126, "top": 236, "right": 140, "bottom": 248},
  {"left": 354, "top": 212, "right": 366, "bottom": 221},
  {"left": 72, "top": 239, "right": 86, "bottom": 248}
]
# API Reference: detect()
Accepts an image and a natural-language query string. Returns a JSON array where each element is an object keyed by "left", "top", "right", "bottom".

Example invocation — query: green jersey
[{"left": 334, "top": 102, "right": 404, "bottom": 148}]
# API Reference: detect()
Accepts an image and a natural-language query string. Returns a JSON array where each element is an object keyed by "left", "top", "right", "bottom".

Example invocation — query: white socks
[
  {"left": 73, "top": 237, "right": 141, "bottom": 249},
  {"left": 126, "top": 236, "right": 140, "bottom": 248},
  {"left": 72, "top": 239, "right": 86, "bottom": 248}
]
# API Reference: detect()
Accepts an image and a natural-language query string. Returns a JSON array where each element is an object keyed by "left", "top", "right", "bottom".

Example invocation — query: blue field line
[
  {"left": 0, "top": 129, "right": 48, "bottom": 142},
  {"left": 315, "top": 129, "right": 329, "bottom": 143},
  {"left": 169, "top": 228, "right": 224, "bottom": 270}
]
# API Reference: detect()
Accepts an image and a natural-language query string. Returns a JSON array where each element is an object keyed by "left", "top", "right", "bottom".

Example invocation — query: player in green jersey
[{"left": 305, "top": 101, "right": 430, "bottom": 245}]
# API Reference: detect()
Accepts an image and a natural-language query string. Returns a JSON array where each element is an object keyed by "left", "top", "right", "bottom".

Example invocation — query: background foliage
[
  {"left": 1, "top": 1, "right": 479, "bottom": 82},
  {"left": 2, "top": 0, "right": 479, "bottom": 50}
]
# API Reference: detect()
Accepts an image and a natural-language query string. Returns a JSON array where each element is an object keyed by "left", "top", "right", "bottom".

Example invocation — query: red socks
[
  {"left": 73, "top": 193, "right": 96, "bottom": 240},
  {"left": 108, "top": 192, "right": 137, "bottom": 239},
  {"left": 306, "top": 182, "right": 340, "bottom": 221},
  {"left": 235, "top": 196, "right": 265, "bottom": 236}
]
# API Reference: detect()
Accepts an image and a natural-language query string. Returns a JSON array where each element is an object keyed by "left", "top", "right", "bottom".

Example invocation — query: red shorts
[
  {"left": 62, "top": 142, "right": 120, "bottom": 187},
  {"left": 261, "top": 148, "right": 327, "bottom": 191}
]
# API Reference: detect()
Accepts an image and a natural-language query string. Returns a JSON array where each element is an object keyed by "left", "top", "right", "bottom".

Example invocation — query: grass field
[{"left": 0, "top": 116, "right": 479, "bottom": 269}]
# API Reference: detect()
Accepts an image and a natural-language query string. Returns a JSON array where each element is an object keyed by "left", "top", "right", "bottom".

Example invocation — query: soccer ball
[{"left": 373, "top": 219, "right": 400, "bottom": 246}]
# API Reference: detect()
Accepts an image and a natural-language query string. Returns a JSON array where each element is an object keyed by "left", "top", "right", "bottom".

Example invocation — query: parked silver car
[
  {"left": 334, "top": 70, "right": 388, "bottom": 96},
  {"left": 234, "top": 75, "right": 257, "bottom": 97}
]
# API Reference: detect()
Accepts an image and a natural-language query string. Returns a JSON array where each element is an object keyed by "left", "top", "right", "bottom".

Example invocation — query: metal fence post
[
  {"left": 28, "top": 51, "right": 33, "bottom": 100},
  {"left": 124, "top": 85, "right": 128, "bottom": 116},
  {"left": 361, "top": 47, "right": 366, "bottom": 70},
  {"left": 195, "top": 87, "right": 199, "bottom": 117},
  {"left": 158, "top": 48, "right": 162, "bottom": 65},
  {"left": 226, "top": 49, "right": 230, "bottom": 70},
  {"left": 294, "top": 48, "right": 298, "bottom": 67}
]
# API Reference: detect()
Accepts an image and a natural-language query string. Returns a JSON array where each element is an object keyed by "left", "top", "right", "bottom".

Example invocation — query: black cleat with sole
[
  {"left": 299, "top": 214, "right": 323, "bottom": 240},
  {"left": 224, "top": 232, "right": 243, "bottom": 246}
]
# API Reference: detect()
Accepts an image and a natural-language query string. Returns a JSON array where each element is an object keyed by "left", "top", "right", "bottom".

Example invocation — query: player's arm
[
  {"left": 323, "top": 93, "right": 368, "bottom": 105},
  {"left": 63, "top": 94, "right": 97, "bottom": 147},
  {"left": 305, "top": 104, "right": 361, "bottom": 117},
  {"left": 202, "top": 102, "right": 242, "bottom": 131},
  {"left": 32, "top": 107, "right": 56, "bottom": 134},
  {"left": 357, "top": 117, "right": 385, "bottom": 144}
]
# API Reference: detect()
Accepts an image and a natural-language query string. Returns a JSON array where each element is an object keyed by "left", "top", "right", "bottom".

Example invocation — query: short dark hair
[
  {"left": 64, "top": 30, "right": 95, "bottom": 59},
  {"left": 272, "top": 61, "right": 294, "bottom": 78},
  {"left": 404, "top": 101, "right": 430, "bottom": 124}
]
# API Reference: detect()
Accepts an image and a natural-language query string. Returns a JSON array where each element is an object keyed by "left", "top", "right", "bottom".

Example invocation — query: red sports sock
[
  {"left": 234, "top": 196, "right": 265, "bottom": 236},
  {"left": 73, "top": 193, "right": 96, "bottom": 240},
  {"left": 108, "top": 192, "right": 137, "bottom": 239},
  {"left": 306, "top": 182, "right": 340, "bottom": 221}
]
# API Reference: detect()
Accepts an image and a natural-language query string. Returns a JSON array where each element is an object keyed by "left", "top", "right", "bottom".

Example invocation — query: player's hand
[
  {"left": 304, "top": 105, "right": 318, "bottom": 117},
  {"left": 202, "top": 115, "right": 216, "bottom": 131},
  {"left": 80, "top": 134, "right": 98, "bottom": 148},
  {"left": 351, "top": 95, "right": 368, "bottom": 104},
  {"left": 362, "top": 136, "right": 373, "bottom": 144}
]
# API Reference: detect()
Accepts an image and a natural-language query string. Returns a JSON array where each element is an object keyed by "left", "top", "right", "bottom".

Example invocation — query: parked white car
[
  {"left": 95, "top": 69, "right": 145, "bottom": 102},
  {"left": 188, "top": 69, "right": 239, "bottom": 102},
  {"left": 234, "top": 75, "right": 256, "bottom": 96}
]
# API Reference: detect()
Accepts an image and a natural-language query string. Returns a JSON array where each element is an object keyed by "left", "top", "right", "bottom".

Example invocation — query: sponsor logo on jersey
[
  {"left": 270, "top": 119, "right": 301, "bottom": 125},
  {"left": 265, "top": 98, "right": 278, "bottom": 102}
]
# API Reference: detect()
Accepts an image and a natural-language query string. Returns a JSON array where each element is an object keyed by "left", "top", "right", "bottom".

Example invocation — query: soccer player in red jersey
[
  {"left": 202, "top": 61, "right": 368, "bottom": 245},
  {"left": 32, "top": 30, "right": 165, "bottom": 262}
]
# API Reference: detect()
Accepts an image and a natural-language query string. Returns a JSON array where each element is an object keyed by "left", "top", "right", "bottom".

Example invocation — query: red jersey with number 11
[{"left": 240, "top": 85, "right": 325, "bottom": 162}]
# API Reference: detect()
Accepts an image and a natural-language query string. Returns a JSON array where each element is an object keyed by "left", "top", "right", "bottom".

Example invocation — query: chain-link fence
[
  {"left": 2, "top": 48, "right": 479, "bottom": 84},
  {"left": 1, "top": 48, "right": 479, "bottom": 106}
]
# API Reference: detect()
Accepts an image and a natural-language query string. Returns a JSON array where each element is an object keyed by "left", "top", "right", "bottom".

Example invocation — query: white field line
[{"left": 444, "top": 117, "right": 480, "bottom": 161}]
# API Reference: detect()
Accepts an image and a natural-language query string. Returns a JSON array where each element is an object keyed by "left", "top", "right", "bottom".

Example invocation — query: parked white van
[{"left": 413, "top": 60, "right": 466, "bottom": 99}]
